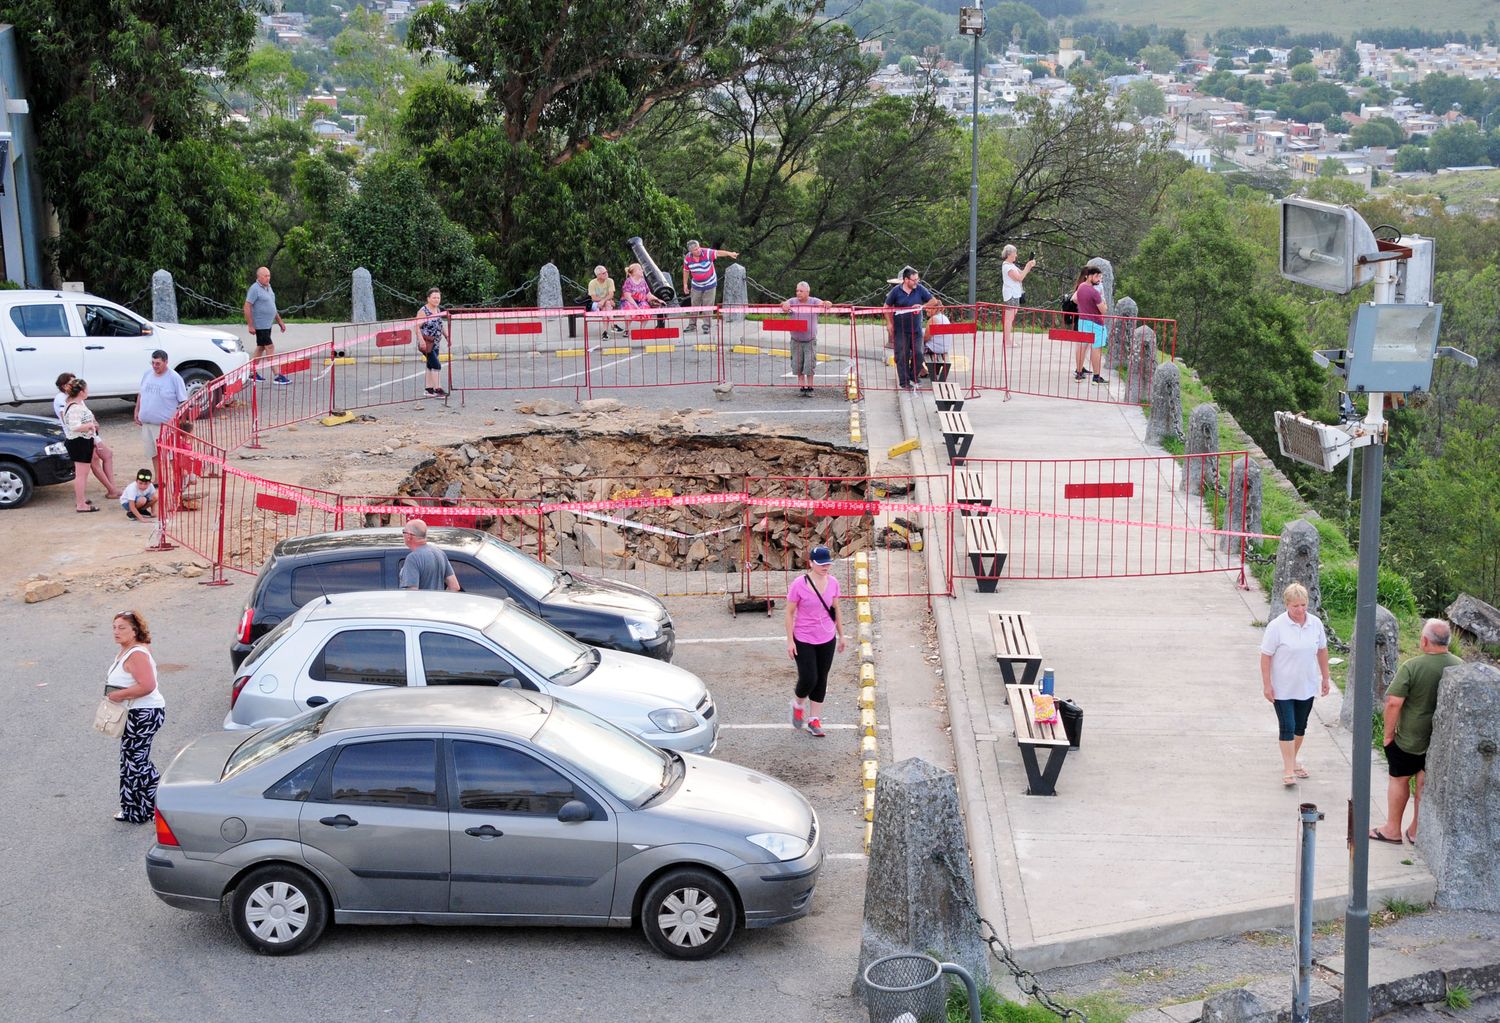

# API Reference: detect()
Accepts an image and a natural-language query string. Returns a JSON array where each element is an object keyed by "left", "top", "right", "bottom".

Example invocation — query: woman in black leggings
[{"left": 785, "top": 545, "right": 846, "bottom": 738}]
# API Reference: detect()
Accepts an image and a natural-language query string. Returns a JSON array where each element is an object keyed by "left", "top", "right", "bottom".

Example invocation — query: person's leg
[
  {"left": 119, "top": 708, "right": 163, "bottom": 822},
  {"left": 805, "top": 639, "right": 836, "bottom": 736},
  {"left": 696, "top": 286, "right": 716, "bottom": 332},
  {"left": 1091, "top": 327, "right": 1106, "bottom": 378},
  {"left": 1375, "top": 768, "right": 1410, "bottom": 841},
  {"left": 1407, "top": 770, "right": 1425, "bottom": 841},
  {"left": 143, "top": 427, "right": 162, "bottom": 488},
  {"left": 1003, "top": 305, "right": 1017, "bottom": 346},
  {"left": 1274, "top": 700, "right": 1298, "bottom": 781},
  {"left": 792, "top": 640, "right": 819, "bottom": 726},
  {"left": 1290, "top": 697, "right": 1313, "bottom": 775},
  {"left": 1075, "top": 341, "right": 1088, "bottom": 377},
  {"left": 91, "top": 441, "right": 119, "bottom": 497},
  {"left": 893, "top": 332, "right": 913, "bottom": 387},
  {"left": 72, "top": 461, "right": 92, "bottom": 510}
]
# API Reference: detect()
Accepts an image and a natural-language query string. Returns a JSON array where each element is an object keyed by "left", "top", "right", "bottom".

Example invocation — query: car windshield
[
  {"left": 240, "top": 615, "right": 299, "bottom": 673},
  {"left": 482, "top": 602, "right": 596, "bottom": 685},
  {"left": 222, "top": 706, "right": 334, "bottom": 781},
  {"left": 475, "top": 535, "right": 560, "bottom": 600},
  {"left": 533, "top": 700, "right": 672, "bottom": 806}
]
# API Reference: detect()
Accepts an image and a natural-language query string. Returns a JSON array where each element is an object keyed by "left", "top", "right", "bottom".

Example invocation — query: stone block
[
  {"left": 1340, "top": 604, "right": 1400, "bottom": 730},
  {"left": 1127, "top": 324, "right": 1158, "bottom": 403},
  {"left": 1086, "top": 256, "right": 1115, "bottom": 316},
  {"left": 23, "top": 579, "right": 65, "bottom": 603},
  {"left": 538, "top": 263, "right": 563, "bottom": 308},
  {"left": 722, "top": 264, "right": 747, "bottom": 322},
  {"left": 1160, "top": 1001, "right": 1205, "bottom": 1023},
  {"left": 1184, "top": 403, "right": 1220, "bottom": 495},
  {"left": 1321, "top": 948, "right": 1445, "bottom": 1017},
  {"left": 151, "top": 269, "right": 178, "bottom": 324},
  {"left": 1201, "top": 976, "right": 1339, "bottom": 1023},
  {"left": 1108, "top": 296, "right": 1138, "bottom": 377},
  {"left": 1268, "top": 519, "right": 1322, "bottom": 620},
  {"left": 854, "top": 758, "right": 989, "bottom": 999},
  {"left": 1446, "top": 592, "right": 1500, "bottom": 654},
  {"left": 1437, "top": 938, "right": 1500, "bottom": 997},
  {"left": 1419, "top": 662, "right": 1500, "bottom": 911},
  {"left": 1223, "top": 460, "right": 1262, "bottom": 555},
  {"left": 351, "top": 267, "right": 375, "bottom": 322},
  {"left": 1144, "top": 361, "right": 1182, "bottom": 446}
]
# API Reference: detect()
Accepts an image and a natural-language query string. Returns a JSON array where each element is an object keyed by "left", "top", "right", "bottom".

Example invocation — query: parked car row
[{"left": 148, "top": 527, "right": 823, "bottom": 959}]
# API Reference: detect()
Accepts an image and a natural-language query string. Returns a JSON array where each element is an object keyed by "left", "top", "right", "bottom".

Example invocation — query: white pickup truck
[{"left": 0, "top": 290, "right": 249, "bottom": 405}]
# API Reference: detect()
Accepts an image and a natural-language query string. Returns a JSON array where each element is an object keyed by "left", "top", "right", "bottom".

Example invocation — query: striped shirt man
[{"left": 681, "top": 239, "right": 740, "bottom": 332}]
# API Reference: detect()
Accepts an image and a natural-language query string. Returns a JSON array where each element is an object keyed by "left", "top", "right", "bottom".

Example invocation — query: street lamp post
[{"left": 960, "top": 4, "right": 985, "bottom": 306}]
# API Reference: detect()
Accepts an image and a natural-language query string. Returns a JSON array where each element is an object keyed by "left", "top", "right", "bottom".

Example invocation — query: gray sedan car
[{"left": 148, "top": 688, "right": 822, "bottom": 959}]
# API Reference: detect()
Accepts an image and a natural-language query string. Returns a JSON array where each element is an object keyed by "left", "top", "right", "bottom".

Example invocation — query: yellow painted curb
[
  {"left": 816, "top": 353, "right": 832, "bottom": 362},
  {"left": 438, "top": 354, "right": 451, "bottom": 363},
  {"left": 861, "top": 735, "right": 878, "bottom": 759},
  {"left": 857, "top": 621, "right": 873, "bottom": 643},
  {"left": 857, "top": 602, "right": 872, "bottom": 623},
  {"left": 860, "top": 707, "right": 877, "bottom": 735},
  {"left": 768, "top": 348, "right": 790, "bottom": 357},
  {"left": 855, "top": 552, "right": 868, "bottom": 569},
  {"left": 863, "top": 789, "right": 876, "bottom": 820},
  {"left": 856, "top": 582, "right": 870, "bottom": 600},
  {"left": 731, "top": 345, "right": 763, "bottom": 355},
  {"left": 862, "top": 761, "right": 879, "bottom": 789},
  {"left": 855, "top": 566, "right": 869, "bottom": 585},
  {"left": 859, "top": 640, "right": 874, "bottom": 663},
  {"left": 850, "top": 430, "right": 862, "bottom": 444},
  {"left": 370, "top": 356, "right": 405, "bottom": 364},
  {"left": 466, "top": 352, "right": 500, "bottom": 361},
  {"left": 323, "top": 357, "right": 356, "bottom": 366},
  {"left": 600, "top": 346, "right": 631, "bottom": 355},
  {"left": 319, "top": 411, "right": 357, "bottom": 427},
  {"left": 557, "top": 348, "right": 586, "bottom": 358},
  {"left": 694, "top": 344, "right": 717, "bottom": 353},
  {"left": 864, "top": 821, "right": 873, "bottom": 850},
  {"left": 859, "top": 685, "right": 876, "bottom": 709},
  {"left": 859, "top": 663, "right": 875, "bottom": 685},
  {"left": 643, "top": 344, "right": 675, "bottom": 354},
  {"left": 887, "top": 438, "right": 919, "bottom": 457}
]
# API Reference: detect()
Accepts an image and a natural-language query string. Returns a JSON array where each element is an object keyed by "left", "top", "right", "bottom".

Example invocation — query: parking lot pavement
[{"left": 4, "top": 575, "right": 869, "bottom": 1023}]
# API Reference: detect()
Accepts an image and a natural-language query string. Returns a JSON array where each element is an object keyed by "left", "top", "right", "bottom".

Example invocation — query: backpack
[{"left": 1061, "top": 294, "right": 1078, "bottom": 330}]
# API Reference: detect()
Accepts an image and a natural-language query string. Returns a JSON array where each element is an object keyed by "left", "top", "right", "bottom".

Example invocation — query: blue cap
[{"left": 810, "top": 545, "right": 833, "bottom": 565}]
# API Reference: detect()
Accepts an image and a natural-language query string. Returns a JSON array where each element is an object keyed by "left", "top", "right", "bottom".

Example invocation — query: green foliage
[
  {"left": 1447, "top": 986, "right": 1474, "bottom": 1010},
  {"left": 1124, "top": 80, "right": 1167, "bottom": 119},
  {"left": 1352, "top": 116, "right": 1405, "bottom": 149},
  {"left": 946, "top": 985, "right": 1134, "bottom": 1023},
  {"left": 1137, "top": 44, "right": 1178, "bottom": 73},
  {"left": 1394, "top": 144, "right": 1430, "bottom": 173},
  {"left": 1319, "top": 565, "right": 1421, "bottom": 621}
]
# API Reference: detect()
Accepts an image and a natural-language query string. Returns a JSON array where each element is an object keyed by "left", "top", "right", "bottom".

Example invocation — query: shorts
[
  {"left": 422, "top": 344, "right": 441, "bottom": 372},
  {"left": 1080, "top": 320, "right": 1108, "bottom": 348},
  {"left": 1273, "top": 697, "right": 1314, "bottom": 742},
  {"left": 1003, "top": 293, "right": 1025, "bottom": 309},
  {"left": 589, "top": 299, "right": 614, "bottom": 311},
  {"left": 790, "top": 339, "right": 816, "bottom": 376},
  {"left": 254, "top": 327, "right": 274, "bottom": 348},
  {"left": 65, "top": 436, "right": 95, "bottom": 463},
  {"left": 141, "top": 425, "right": 160, "bottom": 458},
  {"left": 1385, "top": 741, "right": 1426, "bottom": 778}
]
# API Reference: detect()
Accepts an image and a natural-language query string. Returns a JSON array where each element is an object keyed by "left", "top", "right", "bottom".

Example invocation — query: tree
[
  {"left": 1428, "top": 123, "right": 1491, "bottom": 169},
  {"left": 239, "top": 46, "right": 311, "bottom": 121},
  {"left": 1394, "top": 144, "right": 1430, "bottom": 172},
  {"left": 1325, "top": 114, "right": 1351, "bottom": 134},
  {"left": 1290, "top": 62, "right": 1318, "bottom": 83},
  {"left": 1351, "top": 117, "right": 1404, "bottom": 149},
  {"left": 1317, "top": 157, "right": 1345, "bottom": 178},
  {"left": 1137, "top": 44, "right": 1176, "bottom": 73},
  {"left": 1250, "top": 48, "right": 1272, "bottom": 64},
  {"left": 1123, "top": 80, "right": 1166, "bottom": 120},
  {"left": 0, "top": 0, "right": 261, "bottom": 296},
  {"left": 898, "top": 55, "right": 919, "bottom": 76},
  {"left": 1287, "top": 45, "right": 1314, "bottom": 67},
  {"left": 1337, "top": 45, "right": 1361, "bottom": 82}
]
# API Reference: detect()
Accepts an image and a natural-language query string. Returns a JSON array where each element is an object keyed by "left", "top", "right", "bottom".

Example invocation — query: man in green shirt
[{"left": 1370, "top": 619, "right": 1461, "bottom": 845}]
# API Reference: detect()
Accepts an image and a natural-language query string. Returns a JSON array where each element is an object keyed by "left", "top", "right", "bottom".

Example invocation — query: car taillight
[
  {"left": 237, "top": 607, "right": 255, "bottom": 645},
  {"left": 154, "top": 809, "right": 179, "bottom": 847},
  {"left": 231, "top": 674, "right": 251, "bottom": 709}
]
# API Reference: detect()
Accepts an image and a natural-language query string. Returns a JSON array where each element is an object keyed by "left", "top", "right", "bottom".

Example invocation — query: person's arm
[
  {"left": 832, "top": 597, "right": 846, "bottom": 653},
  {"left": 108, "top": 649, "right": 158, "bottom": 702},
  {"left": 682, "top": 262, "right": 690, "bottom": 294},
  {"left": 133, "top": 390, "right": 143, "bottom": 426},
  {"left": 784, "top": 589, "right": 799, "bottom": 660},
  {"left": 780, "top": 299, "right": 791, "bottom": 312},
  {"left": 276, "top": 308, "right": 287, "bottom": 331},
  {"left": 820, "top": 299, "right": 833, "bottom": 310},
  {"left": 445, "top": 568, "right": 460, "bottom": 592},
  {"left": 243, "top": 299, "right": 255, "bottom": 333},
  {"left": 1317, "top": 647, "right": 1331, "bottom": 697},
  {"left": 720, "top": 249, "right": 740, "bottom": 260},
  {"left": 1260, "top": 652, "right": 1275, "bottom": 702},
  {"left": 398, "top": 559, "right": 418, "bottom": 590},
  {"left": 1383, "top": 695, "right": 1405, "bottom": 745}
]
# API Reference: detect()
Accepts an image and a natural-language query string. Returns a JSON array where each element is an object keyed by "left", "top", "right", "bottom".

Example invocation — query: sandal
[
  {"left": 76, "top": 506, "right": 101, "bottom": 513},
  {"left": 1282, "top": 774, "right": 1296, "bottom": 787},
  {"left": 1369, "top": 829, "right": 1402, "bottom": 844},
  {"left": 1294, "top": 764, "right": 1310, "bottom": 778}
]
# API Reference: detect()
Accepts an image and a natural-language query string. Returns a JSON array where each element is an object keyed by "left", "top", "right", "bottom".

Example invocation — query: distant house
[{"left": 1169, "top": 142, "right": 1212, "bottom": 166}]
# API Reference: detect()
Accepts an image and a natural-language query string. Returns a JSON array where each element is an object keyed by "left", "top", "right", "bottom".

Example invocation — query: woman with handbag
[
  {"left": 103, "top": 610, "right": 166, "bottom": 823},
  {"left": 417, "top": 288, "right": 447, "bottom": 397},
  {"left": 785, "top": 545, "right": 846, "bottom": 738},
  {"left": 61, "top": 378, "right": 121, "bottom": 512}
]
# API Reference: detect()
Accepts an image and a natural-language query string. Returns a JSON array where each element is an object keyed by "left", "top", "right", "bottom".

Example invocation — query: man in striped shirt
[{"left": 681, "top": 239, "right": 740, "bottom": 333}]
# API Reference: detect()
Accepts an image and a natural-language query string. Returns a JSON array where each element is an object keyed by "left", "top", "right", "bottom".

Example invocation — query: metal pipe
[
  {"left": 968, "top": 31, "right": 981, "bottom": 306},
  {"left": 1294, "top": 802, "right": 1324, "bottom": 1023},
  {"left": 941, "top": 962, "right": 982, "bottom": 1023}
]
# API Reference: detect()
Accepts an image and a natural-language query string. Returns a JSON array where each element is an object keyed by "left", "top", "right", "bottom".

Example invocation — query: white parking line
[
  {"left": 551, "top": 351, "right": 638, "bottom": 383},
  {"left": 825, "top": 853, "right": 869, "bottom": 861},
  {"left": 707, "top": 409, "right": 851, "bottom": 415},
  {"left": 720, "top": 723, "right": 873, "bottom": 731},
  {"left": 363, "top": 371, "right": 425, "bottom": 392},
  {"left": 676, "top": 636, "right": 785, "bottom": 644}
]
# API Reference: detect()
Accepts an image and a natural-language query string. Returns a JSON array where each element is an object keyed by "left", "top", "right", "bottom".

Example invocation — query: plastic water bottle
[{"left": 1040, "top": 668, "right": 1055, "bottom": 696}]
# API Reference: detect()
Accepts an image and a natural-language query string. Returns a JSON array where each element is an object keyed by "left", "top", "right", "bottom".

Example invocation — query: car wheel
[
  {"left": 0, "top": 461, "right": 35, "bottom": 509},
  {"left": 229, "top": 864, "right": 329, "bottom": 956},
  {"left": 179, "top": 366, "right": 221, "bottom": 421},
  {"left": 640, "top": 868, "right": 737, "bottom": 959}
]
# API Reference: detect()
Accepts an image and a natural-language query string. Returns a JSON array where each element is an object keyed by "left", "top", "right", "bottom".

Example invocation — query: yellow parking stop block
[
  {"left": 857, "top": 602, "right": 872, "bottom": 623},
  {"left": 320, "top": 410, "right": 356, "bottom": 427},
  {"left": 887, "top": 438, "right": 919, "bottom": 457},
  {"left": 863, "top": 789, "right": 876, "bottom": 820},
  {"left": 859, "top": 685, "right": 876, "bottom": 709},
  {"left": 864, "top": 821, "right": 873, "bottom": 850},
  {"left": 861, "top": 735, "right": 878, "bottom": 759},
  {"left": 323, "top": 357, "right": 356, "bottom": 366},
  {"left": 556, "top": 348, "right": 586, "bottom": 358},
  {"left": 731, "top": 345, "right": 763, "bottom": 355},
  {"left": 694, "top": 344, "right": 717, "bottom": 353},
  {"left": 856, "top": 582, "right": 869, "bottom": 600},
  {"left": 855, "top": 551, "right": 869, "bottom": 569},
  {"left": 600, "top": 346, "right": 631, "bottom": 355},
  {"left": 862, "top": 761, "right": 878, "bottom": 788},
  {"left": 860, "top": 707, "right": 877, "bottom": 735},
  {"left": 643, "top": 344, "right": 675, "bottom": 354},
  {"left": 466, "top": 352, "right": 500, "bottom": 361},
  {"left": 859, "top": 663, "right": 875, "bottom": 685},
  {"left": 859, "top": 640, "right": 874, "bottom": 663}
]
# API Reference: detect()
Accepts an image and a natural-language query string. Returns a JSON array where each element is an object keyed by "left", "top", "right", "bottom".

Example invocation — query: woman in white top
[
  {"left": 1000, "top": 244, "right": 1036, "bottom": 349},
  {"left": 60, "top": 378, "right": 120, "bottom": 512},
  {"left": 104, "top": 610, "right": 167, "bottom": 823},
  {"left": 1258, "top": 583, "right": 1331, "bottom": 787}
]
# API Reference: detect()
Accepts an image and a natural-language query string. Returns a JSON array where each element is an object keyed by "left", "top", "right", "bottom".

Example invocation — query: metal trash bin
[
  {"left": 1058, "top": 698, "right": 1083, "bottom": 750},
  {"left": 863, "top": 952, "right": 981, "bottom": 1023}
]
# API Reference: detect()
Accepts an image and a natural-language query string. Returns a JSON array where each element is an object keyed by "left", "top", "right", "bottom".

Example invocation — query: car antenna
[{"left": 311, "top": 562, "right": 333, "bottom": 606}]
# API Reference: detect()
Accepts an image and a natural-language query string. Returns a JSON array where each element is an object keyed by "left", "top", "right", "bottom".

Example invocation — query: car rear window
[
  {"left": 10, "top": 304, "right": 69, "bottom": 337},
  {"left": 223, "top": 705, "right": 335, "bottom": 781},
  {"left": 290, "top": 558, "right": 383, "bottom": 606}
]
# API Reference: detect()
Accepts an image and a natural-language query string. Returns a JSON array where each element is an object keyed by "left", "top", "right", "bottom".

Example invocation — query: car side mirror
[{"left": 557, "top": 800, "right": 592, "bottom": 823}]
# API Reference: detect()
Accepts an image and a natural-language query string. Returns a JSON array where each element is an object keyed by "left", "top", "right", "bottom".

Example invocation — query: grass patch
[
  {"left": 1243, "top": 930, "right": 1292, "bottom": 948},
  {"left": 947, "top": 986, "right": 1137, "bottom": 1023},
  {"left": 1447, "top": 986, "right": 1474, "bottom": 1010},
  {"left": 1373, "top": 897, "right": 1430, "bottom": 927}
]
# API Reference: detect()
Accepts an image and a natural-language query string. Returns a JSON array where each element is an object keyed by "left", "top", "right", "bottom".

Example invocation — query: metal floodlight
[
  {"left": 1345, "top": 303, "right": 1443, "bottom": 393},
  {"left": 1396, "top": 235, "right": 1435, "bottom": 304},
  {"left": 1274, "top": 412, "right": 1359, "bottom": 472},
  {"left": 959, "top": 6, "right": 986, "bottom": 35},
  {"left": 1279, "top": 197, "right": 1379, "bottom": 294}
]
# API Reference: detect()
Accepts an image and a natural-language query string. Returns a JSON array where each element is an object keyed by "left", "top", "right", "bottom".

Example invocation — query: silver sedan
[
  {"left": 226, "top": 591, "right": 717, "bottom": 754},
  {"left": 148, "top": 687, "right": 822, "bottom": 958}
]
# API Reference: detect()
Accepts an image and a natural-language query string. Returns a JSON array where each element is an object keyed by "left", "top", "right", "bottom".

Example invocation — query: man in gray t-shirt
[{"left": 399, "top": 519, "right": 461, "bottom": 591}]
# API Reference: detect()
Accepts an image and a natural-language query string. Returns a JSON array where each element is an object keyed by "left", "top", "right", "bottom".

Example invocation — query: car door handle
[
  {"left": 305, "top": 696, "right": 329, "bottom": 707},
  {"left": 15, "top": 346, "right": 35, "bottom": 352},
  {"left": 84, "top": 344, "right": 105, "bottom": 350},
  {"left": 319, "top": 814, "right": 359, "bottom": 829},
  {"left": 464, "top": 825, "right": 504, "bottom": 839}
]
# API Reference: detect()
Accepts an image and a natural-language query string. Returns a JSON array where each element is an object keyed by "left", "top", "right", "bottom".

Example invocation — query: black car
[
  {"left": 231, "top": 527, "right": 675, "bottom": 668},
  {"left": 0, "top": 412, "right": 75, "bottom": 509}
]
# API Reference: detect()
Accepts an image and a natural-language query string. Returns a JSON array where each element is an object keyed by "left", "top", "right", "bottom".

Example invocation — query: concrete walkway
[{"left": 864, "top": 372, "right": 1434, "bottom": 971}]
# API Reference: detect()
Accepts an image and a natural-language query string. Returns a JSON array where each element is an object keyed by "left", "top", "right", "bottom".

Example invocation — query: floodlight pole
[
  {"left": 965, "top": 7, "right": 984, "bottom": 306},
  {"left": 1342, "top": 260, "right": 1397, "bottom": 1023}
]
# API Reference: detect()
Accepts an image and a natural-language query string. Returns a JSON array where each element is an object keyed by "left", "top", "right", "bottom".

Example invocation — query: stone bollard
[
  {"left": 853, "top": 758, "right": 990, "bottom": 998},
  {"left": 1269, "top": 519, "right": 1322, "bottom": 620},
  {"left": 1144, "top": 361, "right": 1182, "bottom": 446},
  {"left": 351, "top": 267, "right": 375, "bottom": 322},
  {"left": 1418, "top": 661, "right": 1500, "bottom": 910},
  {"left": 1107, "top": 295, "right": 1137, "bottom": 377},
  {"left": 538, "top": 263, "right": 563, "bottom": 308},
  {"left": 1126, "top": 324, "right": 1157, "bottom": 403},
  {"left": 1184, "top": 403, "right": 1220, "bottom": 495},
  {"left": 151, "top": 269, "right": 178, "bottom": 323},
  {"left": 1339, "top": 604, "right": 1399, "bottom": 731},
  {"left": 722, "top": 263, "right": 747, "bottom": 324},
  {"left": 1222, "top": 459, "right": 1262, "bottom": 554},
  {"left": 1085, "top": 256, "right": 1114, "bottom": 316},
  {"left": 1445, "top": 592, "right": 1500, "bottom": 655}
]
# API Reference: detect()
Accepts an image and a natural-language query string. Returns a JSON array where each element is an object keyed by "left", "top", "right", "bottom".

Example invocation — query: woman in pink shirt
[{"left": 785, "top": 545, "right": 846, "bottom": 737}]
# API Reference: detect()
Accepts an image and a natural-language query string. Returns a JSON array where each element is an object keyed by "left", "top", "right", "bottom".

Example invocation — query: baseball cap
[{"left": 810, "top": 545, "right": 834, "bottom": 565}]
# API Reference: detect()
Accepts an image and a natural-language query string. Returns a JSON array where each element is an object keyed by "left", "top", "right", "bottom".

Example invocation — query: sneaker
[
  {"left": 806, "top": 718, "right": 826, "bottom": 738},
  {"left": 701, "top": 324, "right": 712, "bottom": 335},
  {"left": 1091, "top": 374, "right": 1107, "bottom": 384},
  {"left": 273, "top": 374, "right": 291, "bottom": 385},
  {"left": 430, "top": 387, "right": 448, "bottom": 397},
  {"left": 139, "top": 509, "right": 153, "bottom": 518},
  {"left": 252, "top": 372, "right": 265, "bottom": 382},
  {"left": 791, "top": 700, "right": 805, "bottom": 729},
  {"left": 1074, "top": 368, "right": 1087, "bottom": 381}
]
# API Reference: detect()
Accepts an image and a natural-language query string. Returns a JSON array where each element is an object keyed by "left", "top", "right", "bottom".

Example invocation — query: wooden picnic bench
[
  {"left": 964, "top": 516, "right": 1008, "bottom": 593},
  {"left": 932, "top": 381, "right": 964, "bottom": 412},
  {"left": 937, "top": 409, "right": 974, "bottom": 462},
  {"left": 988, "top": 610, "right": 1041, "bottom": 687},
  {"left": 1006, "top": 683, "right": 1070, "bottom": 796},
  {"left": 953, "top": 469, "right": 993, "bottom": 517},
  {"left": 924, "top": 351, "right": 951, "bottom": 382}
]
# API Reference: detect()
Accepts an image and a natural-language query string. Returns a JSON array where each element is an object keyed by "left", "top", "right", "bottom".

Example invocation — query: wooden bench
[
  {"left": 1006, "top": 683, "right": 1070, "bottom": 796},
  {"left": 952, "top": 469, "right": 993, "bottom": 516},
  {"left": 924, "top": 351, "right": 951, "bottom": 382},
  {"left": 937, "top": 410, "right": 974, "bottom": 462},
  {"left": 932, "top": 381, "right": 964, "bottom": 412},
  {"left": 988, "top": 610, "right": 1041, "bottom": 687},
  {"left": 964, "top": 517, "right": 1008, "bottom": 593}
]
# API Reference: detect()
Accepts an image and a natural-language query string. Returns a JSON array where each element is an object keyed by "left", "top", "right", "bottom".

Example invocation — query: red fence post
[{"left": 202, "top": 463, "right": 232, "bottom": 587}]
